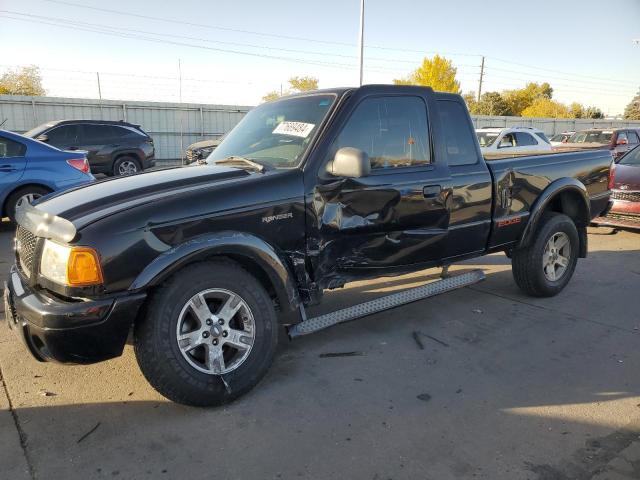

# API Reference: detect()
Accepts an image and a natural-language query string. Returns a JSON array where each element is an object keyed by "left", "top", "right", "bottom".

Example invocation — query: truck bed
[{"left": 485, "top": 149, "right": 612, "bottom": 250}]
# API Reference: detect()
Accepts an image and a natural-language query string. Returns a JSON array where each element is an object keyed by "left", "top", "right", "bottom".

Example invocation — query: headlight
[{"left": 40, "top": 240, "right": 103, "bottom": 286}]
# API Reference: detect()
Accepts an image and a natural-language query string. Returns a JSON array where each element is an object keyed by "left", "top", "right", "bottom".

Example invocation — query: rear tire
[
  {"left": 134, "top": 260, "right": 279, "bottom": 407},
  {"left": 113, "top": 156, "right": 141, "bottom": 176},
  {"left": 512, "top": 213, "right": 579, "bottom": 297},
  {"left": 5, "top": 186, "right": 50, "bottom": 223}
]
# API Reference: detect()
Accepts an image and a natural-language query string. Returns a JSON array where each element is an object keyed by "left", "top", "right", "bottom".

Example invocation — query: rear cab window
[{"left": 436, "top": 100, "right": 479, "bottom": 166}]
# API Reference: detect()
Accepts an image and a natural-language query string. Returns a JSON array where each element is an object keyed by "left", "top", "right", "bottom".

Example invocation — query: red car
[{"left": 593, "top": 145, "right": 640, "bottom": 231}]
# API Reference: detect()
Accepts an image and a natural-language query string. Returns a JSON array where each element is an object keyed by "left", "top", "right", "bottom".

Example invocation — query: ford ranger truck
[{"left": 4, "top": 85, "right": 612, "bottom": 406}]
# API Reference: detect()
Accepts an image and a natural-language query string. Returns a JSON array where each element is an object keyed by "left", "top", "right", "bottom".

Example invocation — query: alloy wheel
[
  {"left": 175, "top": 288, "right": 255, "bottom": 375},
  {"left": 542, "top": 232, "right": 571, "bottom": 282}
]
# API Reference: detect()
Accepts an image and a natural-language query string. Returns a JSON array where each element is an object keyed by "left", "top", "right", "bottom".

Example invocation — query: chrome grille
[
  {"left": 606, "top": 212, "right": 640, "bottom": 223},
  {"left": 15, "top": 226, "right": 37, "bottom": 278},
  {"left": 611, "top": 190, "right": 640, "bottom": 202}
]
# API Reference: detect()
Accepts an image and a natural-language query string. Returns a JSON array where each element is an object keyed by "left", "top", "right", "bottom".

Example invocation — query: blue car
[{"left": 1, "top": 129, "right": 94, "bottom": 221}]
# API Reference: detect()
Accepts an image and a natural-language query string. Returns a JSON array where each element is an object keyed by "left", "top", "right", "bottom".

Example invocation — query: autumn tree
[
  {"left": 502, "top": 82, "right": 553, "bottom": 116},
  {"left": 262, "top": 76, "right": 319, "bottom": 102},
  {"left": 462, "top": 92, "right": 478, "bottom": 113},
  {"left": 521, "top": 97, "right": 572, "bottom": 118},
  {"left": 393, "top": 55, "right": 460, "bottom": 93},
  {"left": 624, "top": 90, "right": 640, "bottom": 120},
  {"left": 0, "top": 65, "right": 46, "bottom": 96},
  {"left": 473, "top": 92, "right": 512, "bottom": 116}
]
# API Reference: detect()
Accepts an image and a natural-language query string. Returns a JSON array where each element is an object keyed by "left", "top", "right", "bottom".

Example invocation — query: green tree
[
  {"left": 503, "top": 82, "right": 553, "bottom": 116},
  {"left": 393, "top": 55, "right": 461, "bottom": 93},
  {"left": 624, "top": 90, "right": 640, "bottom": 120},
  {"left": 521, "top": 97, "right": 572, "bottom": 118},
  {"left": 584, "top": 106, "right": 604, "bottom": 119},
  {"left": 473, "top": 92, "right": 512, "bottom": 116},
  {"left": 0, "top": 65, "right": 46, "bottom": 96},
  {"left": 262, "top": 76, "right": 319, "bottom": 102}
]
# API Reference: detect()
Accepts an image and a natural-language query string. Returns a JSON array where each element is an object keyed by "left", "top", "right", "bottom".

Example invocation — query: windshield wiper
[{"left": 214, "top": 156, "right": 269, "bottom": 173}]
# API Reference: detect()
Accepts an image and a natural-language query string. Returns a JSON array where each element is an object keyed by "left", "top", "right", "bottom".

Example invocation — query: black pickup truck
[{"left": 4, "top": 85, "right": 612, "bottom": 406}]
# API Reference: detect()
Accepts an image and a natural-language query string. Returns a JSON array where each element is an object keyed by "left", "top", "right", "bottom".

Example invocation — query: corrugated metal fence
[
  {"left": 0, "top": 95, "right": 250, "bottom": 160},
  {"left": 3, "top": 95, "right": 640, "bottom": 160},
  {"left": 470, "top": 115, "right": 640, "bottom": 135}
]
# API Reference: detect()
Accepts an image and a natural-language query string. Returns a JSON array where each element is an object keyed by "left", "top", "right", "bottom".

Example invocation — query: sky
[{"left": 1, "top": 0, "right": 639, "bottom": 115}]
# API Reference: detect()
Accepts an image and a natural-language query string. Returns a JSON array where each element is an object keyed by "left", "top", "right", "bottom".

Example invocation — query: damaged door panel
[{"left": 304, "top": 89, "right": 453, "bottom": 290}]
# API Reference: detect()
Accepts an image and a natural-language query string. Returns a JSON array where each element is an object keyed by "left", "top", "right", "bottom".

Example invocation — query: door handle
[
  {"left": 423, "top": 185, "right": 442, "bottom": 198},
  {"left": 0, "top": 164, "right": 17, "bottom": 172}
]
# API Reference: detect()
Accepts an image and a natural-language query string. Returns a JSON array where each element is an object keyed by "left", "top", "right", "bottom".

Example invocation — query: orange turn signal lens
[{"left": 67, "top": 247, "right": 103, "bottom": 286}]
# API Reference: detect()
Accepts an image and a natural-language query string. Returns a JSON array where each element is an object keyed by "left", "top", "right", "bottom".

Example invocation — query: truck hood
[{"left": 35, "top": 165, "right": 250, "bottom": 228}]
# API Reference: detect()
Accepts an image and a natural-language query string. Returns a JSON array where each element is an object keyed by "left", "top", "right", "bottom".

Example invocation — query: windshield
[
  {"left": 207, "top": 94, "right": 336, "bottom": 168},
  {"left": 619, "top": 145, "right": 640, "bottom": 166},
  {"left": 476, "top": 132, "right": 499, "bottom": 147},
  {"left": 568, "top": 130, "right": 613, "bottom": 144}
]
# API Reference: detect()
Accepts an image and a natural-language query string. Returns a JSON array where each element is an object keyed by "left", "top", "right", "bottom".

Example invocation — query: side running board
[{"left": 288, "top": 269, "right": 485, "bottom": 338}]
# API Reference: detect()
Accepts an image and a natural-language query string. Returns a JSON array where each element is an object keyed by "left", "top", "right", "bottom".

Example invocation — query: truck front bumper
[{"left": 4, "top": 266, "right": 146, "bottom": 364}]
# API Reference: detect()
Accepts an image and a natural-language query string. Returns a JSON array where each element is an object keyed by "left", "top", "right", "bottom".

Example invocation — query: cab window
[{"left": 330, "top": 96, "right": 431, "bottom": 169}]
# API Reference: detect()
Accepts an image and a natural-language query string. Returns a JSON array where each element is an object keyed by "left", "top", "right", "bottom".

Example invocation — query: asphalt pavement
[{"left": 1, "top": 220, "right": 639, "bottom": 480}]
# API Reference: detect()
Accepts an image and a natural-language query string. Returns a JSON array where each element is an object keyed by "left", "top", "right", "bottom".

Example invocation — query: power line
[
  {"left": 38, "top": 0, "right": 483, "bottom": 58},
  {"left": 482, "top": 71, "right": 635, "bottom": 96},
  {"left": 483, "top": 65, "right": 637, "bottom": 89},
  {"left": 0, "top": 12, "right": 483, "bottom": 77},
  {"left": 0, "top": 10, "right": 428, "bottom": 67},
  {"left": 485, "top": 56, "right": 637, "bottom": 87}
]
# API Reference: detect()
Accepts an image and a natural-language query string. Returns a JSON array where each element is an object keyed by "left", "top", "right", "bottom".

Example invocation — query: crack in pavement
[
  {"left": 0, "top": 363, "right": 37, "bottom": 480},
  {"left": 467, "top": 285, "right": 639, "bottom": 335}
]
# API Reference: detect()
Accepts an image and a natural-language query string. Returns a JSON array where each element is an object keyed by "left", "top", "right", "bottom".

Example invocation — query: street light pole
[{"left": 358, "top": 0, "right": 365, "bottom": 86}]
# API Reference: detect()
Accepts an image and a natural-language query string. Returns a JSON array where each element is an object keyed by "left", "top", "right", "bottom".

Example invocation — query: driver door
[{"left": 306, "top": 88, "right": 452, "bottom": 287}]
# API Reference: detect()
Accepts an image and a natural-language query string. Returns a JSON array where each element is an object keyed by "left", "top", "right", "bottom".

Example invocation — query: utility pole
[
  {"left": 96, "top": 72, "right": 102, "bottom": 100},
  {"left": 96, "top": 72, "right": 103, "bottom": 119},
  {"left": 178, "top": 59, "right": 184, "bottom": 166},
  {"left": 477, "top": 56, "right": 485, "bottom": 102},
  {"left": 358, "top": 0, "right": 365, "bottom": 86}
]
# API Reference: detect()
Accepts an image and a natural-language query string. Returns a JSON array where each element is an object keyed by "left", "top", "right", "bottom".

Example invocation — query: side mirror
[
  {"left": 327, "top": 147, "right": 370, "bottom": 178},
  {"left": 36, "top": 134, "right": 49, "bottom": 143}
]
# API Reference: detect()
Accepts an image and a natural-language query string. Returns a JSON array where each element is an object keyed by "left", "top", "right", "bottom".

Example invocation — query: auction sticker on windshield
[{"left": 273, "top": 121, "right": 315, "bottom": 138}]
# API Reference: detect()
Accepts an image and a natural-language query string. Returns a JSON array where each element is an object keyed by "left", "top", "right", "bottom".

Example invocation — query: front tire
[
  {"left": 512, "top": 213, "right": 579, "bottom": 297},
  {"left": 113, "top": 156, "right": 141, "bottom": 176},
  {"left": 134, "top": 260, "right": 279, "bottom": 406}
]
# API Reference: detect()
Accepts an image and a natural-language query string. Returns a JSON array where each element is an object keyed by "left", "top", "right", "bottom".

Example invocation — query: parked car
[
  {"left": 23, "top": 120, "right": 155, "bottom": 176},
  {"left": 185, "top": 139, "right": 221, "bottom": 165},
  {"left": 476, "top": 127, "right": 552, "bottom": 157},
  {"left": 592, "top": 145, "right": 640, "bottom": 231},
  {"left": 557, "top": 128, "right": 640, "bottom": 160},
  {"left": 549, "top": 131, "right": 575, "bottom": 146},
  {"left": 0, "top": 129, "right": 93, "bottom": 221},
  {"left": 5, "top": 86, "right": 611, "bottom": 407}
]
